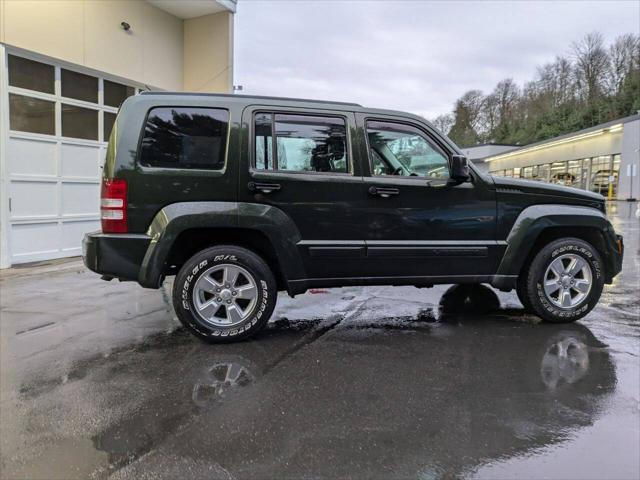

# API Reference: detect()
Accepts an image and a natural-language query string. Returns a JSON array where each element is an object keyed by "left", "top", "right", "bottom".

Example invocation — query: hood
[{"left": 490, "top": 175, "right": 605, "bottom": 204}]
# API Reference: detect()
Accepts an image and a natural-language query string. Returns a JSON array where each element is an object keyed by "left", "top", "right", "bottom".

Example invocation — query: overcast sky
[{"left": 234, "top": 1, "right": 640, "bottom": 119}]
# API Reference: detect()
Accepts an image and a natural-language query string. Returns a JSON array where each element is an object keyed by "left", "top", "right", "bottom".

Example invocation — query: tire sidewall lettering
[
  {"left": 530, "top": 239, "right": 604, "bottom": 322},
  {"left": 177, "top": 254, "right": 272, "bottom": 338}
]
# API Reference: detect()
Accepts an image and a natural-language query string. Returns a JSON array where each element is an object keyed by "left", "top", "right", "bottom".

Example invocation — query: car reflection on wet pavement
[{"left": 0, "top": 202, "right": 638, "bottom": 480}]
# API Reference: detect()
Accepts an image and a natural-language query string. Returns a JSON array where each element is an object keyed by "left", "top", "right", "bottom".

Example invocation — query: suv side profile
[{"left": 83, "top": 93, "right": 624, "bottom": 342}]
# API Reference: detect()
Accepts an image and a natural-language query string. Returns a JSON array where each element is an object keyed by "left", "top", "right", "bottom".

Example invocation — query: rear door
[
  {"left": 357, "top": 114, "right": 499, "bottom": 279},
  {"left": 238, "top": 106, "right": 367, "bottom": 279}
]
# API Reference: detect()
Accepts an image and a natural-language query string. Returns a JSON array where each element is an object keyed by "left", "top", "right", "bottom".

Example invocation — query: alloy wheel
[
  {"left": 543, "top": 254, "right": 592, "bottom": 309},
  {"left": 192, "top": 264, "right": 258, "bottom": 327}
]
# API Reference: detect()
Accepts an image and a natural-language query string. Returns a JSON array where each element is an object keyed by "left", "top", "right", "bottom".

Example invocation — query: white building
[
  {"left": 460, "top": 144, "right": 519, "bottom": 173},
  {"left": 0, "top": 0, "right": 236, "bottom": 268},
  {"left": 484, "top": 115, "right": 640, "bottom": 201}
]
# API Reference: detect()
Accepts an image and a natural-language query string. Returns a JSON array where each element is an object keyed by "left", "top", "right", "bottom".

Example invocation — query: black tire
[
  {"left": 172, "top": 245, "right": 277, "bottom": 343},
  {"left": 523, "top": 238, "right": 604, "bottom": 323}
]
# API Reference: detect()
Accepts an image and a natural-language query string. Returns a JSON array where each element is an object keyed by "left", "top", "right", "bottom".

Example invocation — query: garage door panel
[
  {"left": 11, "top": 222, "right": 59, "bottom": 258},
  {"left": 61, "top": 182, "right": 100, "bottom": 216},
  {"left": 10, "top": 181, "right": 58, "bottom": 218},
  {"left": 61, "top": 143, "right": 101, "bottom": 178},
  {"left": 8, "top": 137, "right": 57, "bottom": 176},
  {"left": 61, "top": 220, "right": 100, "bottom": 251}
]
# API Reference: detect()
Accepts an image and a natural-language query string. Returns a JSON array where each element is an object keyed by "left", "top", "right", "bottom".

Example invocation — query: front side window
[
  {"left": 254, "top": 113, "right": 348, "bottom": 173},
  {"left": 140, "top": 107, "right": 228, "bottom": 170},
  {"left": 366, "top": 121, "right": 449, "bottom": 180}
]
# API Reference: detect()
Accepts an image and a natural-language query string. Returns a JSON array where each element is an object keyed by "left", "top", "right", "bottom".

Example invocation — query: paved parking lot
[{"left": 1, "top": 202, "right": 638, "bottom": 480}]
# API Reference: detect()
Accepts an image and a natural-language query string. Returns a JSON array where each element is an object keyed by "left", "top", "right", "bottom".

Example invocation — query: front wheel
[
  {"left": 522, "top": 238, "right": 604, "bottom": 323},
  {"left": 172, "top": 246, "right": 277, "bottom": 342}
]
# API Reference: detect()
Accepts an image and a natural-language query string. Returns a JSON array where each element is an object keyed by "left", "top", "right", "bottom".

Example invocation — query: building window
[
  {"left": 62, "top": 104, "right": 99, "bottom": 140},
  {"left": 254, "top": 113, "right": 349, "bottom": 173},
  {"left": 590, "top": 155, "right": 613, "bottom": 195},
  {"left": 8, "top": 55, "right": 55, "bottom": 94},
  {"left": 567, "top": 160, "right": 583, "bottom": 188},
  {"left": 61, "top": 69, "right": 98, "bottom": 103},
  {"left": 9, "top": 94, "right": 55, "bottom": 135},
  {"left": 104, "top": 80, "right": 135, "bottom": 108},
  {"left": 139, "top": 107, "right": 229, "bottom": 170}
]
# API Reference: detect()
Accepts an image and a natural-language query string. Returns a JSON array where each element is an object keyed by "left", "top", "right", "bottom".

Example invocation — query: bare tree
[
  {"left": 607, "top": 34, "right": 640, "bottom": 95},
  {"left": 572, "top": 32, "right": 610, "bottom": 104},
  {"left": 430, "top": 113, "right": 454, "bottom": 135}
]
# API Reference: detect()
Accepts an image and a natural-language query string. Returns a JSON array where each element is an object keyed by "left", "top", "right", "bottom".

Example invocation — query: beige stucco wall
[
  {"left": 486, "top": 131, "right": 624, "bottom": 172},
  {"left": 0, "top": 0, "right": 230, "bottom": 92},
  {"left": 184, "top": 11, "right": 233, "bottom": 92}
]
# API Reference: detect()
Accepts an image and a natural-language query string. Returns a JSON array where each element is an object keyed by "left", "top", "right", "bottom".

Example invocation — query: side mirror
[{"left": 450, "top": 154, "right": 470, "bottom": 182}]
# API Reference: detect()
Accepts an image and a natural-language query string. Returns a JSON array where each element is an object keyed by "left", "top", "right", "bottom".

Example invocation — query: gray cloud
[{"left": 234, "top": 0, "right": 640, "bottom": 118}]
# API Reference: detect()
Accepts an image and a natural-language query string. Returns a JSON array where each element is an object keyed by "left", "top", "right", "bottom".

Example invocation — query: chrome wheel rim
[
  {"left": 543, "top": 254, "right": 592, "bottom": 309},
  {"left": 192, "top": 264, "right": 258, "bottom": 327}
]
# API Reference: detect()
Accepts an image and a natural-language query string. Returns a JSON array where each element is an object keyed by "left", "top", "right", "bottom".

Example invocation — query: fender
[
  {"left": 492, "top": 204, "right": 616, "bottom": 289},
  {"left": 138, "top": 201, "right": 305, "bottom": 288}
]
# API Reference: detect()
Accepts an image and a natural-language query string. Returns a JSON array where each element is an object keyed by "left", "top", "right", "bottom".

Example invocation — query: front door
[
  {"left": 238, "top": 106, "right": 367, "bottom": 279},
  {"left": 356, "top": 115, "right": 499, "bottom": 279}
]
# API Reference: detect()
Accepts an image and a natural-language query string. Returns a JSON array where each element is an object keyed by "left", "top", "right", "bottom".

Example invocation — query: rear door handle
[
  {"left": 368, "top": 186, "right": 399, "bottom": 198},
  {"left": 248, "top": 182, "right": 281, "bottom": 194}
]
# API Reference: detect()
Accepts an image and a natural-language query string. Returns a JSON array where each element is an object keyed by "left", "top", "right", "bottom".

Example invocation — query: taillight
[{"left": 101, "top": 178, "right": 127, "bottom": 233}]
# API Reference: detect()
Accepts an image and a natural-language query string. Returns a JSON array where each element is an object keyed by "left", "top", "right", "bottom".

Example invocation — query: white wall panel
[
  {"left": 10, "top": 222, "right": 59, "bottom": 257},
  {"left": 8, "top": 137, "right": 57, "bottom": 176},
  {"left": 60, "top": 143, "right": 100, "bottom": 178},
  {"left": 10, "top": 181, "right": 57, "bottom": 218},
  {"left": 61, "top": 182, "right": 99, "bottom": 215},
  {"left": 61, "top": 220, "right": 99, "bottom": 251}
]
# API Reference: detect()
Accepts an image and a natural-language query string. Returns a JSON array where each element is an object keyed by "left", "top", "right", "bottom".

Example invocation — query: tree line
[{"left": 431, "top": 32, "right": 640, "bottom": 148}]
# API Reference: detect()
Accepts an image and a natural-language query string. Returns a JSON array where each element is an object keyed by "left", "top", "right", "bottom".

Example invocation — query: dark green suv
[{"left": 83, "top": 93, "right": 623, "bottom": 342}]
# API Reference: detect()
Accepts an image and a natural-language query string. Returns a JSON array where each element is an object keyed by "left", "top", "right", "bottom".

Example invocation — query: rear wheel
[
  {"left": 172, "top": 245, "right": 277, "bottom": 342},
  {"left": 522, "top": 238, "right": 604, "bottom": 323}
]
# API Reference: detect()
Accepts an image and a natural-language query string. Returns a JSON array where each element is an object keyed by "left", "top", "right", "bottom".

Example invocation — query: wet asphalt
[{"left": 0, "top": 202, "right": 638, "bottom": 480}]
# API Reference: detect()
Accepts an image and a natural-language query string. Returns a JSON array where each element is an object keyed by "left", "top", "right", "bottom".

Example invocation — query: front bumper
[
  {"left": 82, "top": 231, "right": 151, "bottom": 283},
  {"left": 609, "top": 234, "right": 624, "bottom": 280}
]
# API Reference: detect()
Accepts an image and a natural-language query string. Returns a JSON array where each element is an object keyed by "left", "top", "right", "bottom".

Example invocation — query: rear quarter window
[{"left": 139, "top": 107, "right": 228, "bottom": 170}]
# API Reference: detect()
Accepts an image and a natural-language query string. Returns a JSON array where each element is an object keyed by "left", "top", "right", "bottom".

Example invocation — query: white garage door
[{"left": 2, "top": 50, "right": 140, "bottom": 265}]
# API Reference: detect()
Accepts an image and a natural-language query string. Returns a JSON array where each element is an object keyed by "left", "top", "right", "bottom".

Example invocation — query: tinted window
[
  {"left": 8, "top": 55, "right": 54, "bottom": 94},
  {"left": 255, "top": 113, "right": 274, "bottom": 170},
  {"left": 254, "top": 113, "right": 348, "bottom": 173},
  {"left": 104, "top": 80, "right": 135, "bottom": 108},
  {"left": 9, "top": 94, "right": 55, "bottom": 135},
  {"left": 61, "top": 69, "right": 98, "bottom": 103},
  {"left": 140, "top": 107, "right": 228, "bottom": 170},
  {"left": 367, "top": 121, "right": 449, "bottom": 179},
  {"left": 62, "top": 104, "right": 98, "bottom": 140}
]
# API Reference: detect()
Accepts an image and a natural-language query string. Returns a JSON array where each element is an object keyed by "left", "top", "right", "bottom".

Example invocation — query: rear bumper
[{"left": 82, "top": 231, "right": 151, "bottom": 282}]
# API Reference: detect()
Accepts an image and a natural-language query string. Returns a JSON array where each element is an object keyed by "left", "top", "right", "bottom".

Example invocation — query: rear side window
[
  {"left": 254, "top": 113, "right": 349, "bottom": 173},
  {"left": 139, "top": 107, "right": 228, "bottom": 170}
]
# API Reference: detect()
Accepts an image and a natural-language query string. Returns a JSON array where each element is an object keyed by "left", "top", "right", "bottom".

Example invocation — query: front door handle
[
  {"left": 368, "top": 186, "right": 399, "bottom": 198},
  {"left": 248, "top": 182, "right": 281, "bottom": 194}
]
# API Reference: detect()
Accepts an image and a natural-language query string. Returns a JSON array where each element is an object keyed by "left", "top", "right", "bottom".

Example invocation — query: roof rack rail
[{"left": 139, "top": 91, "right": 362, "bottom": 107}]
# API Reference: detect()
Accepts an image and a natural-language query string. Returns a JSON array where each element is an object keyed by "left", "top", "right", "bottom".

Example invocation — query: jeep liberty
[{"left": 83, "top": 93, "right": 624, "bottom": 342}]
